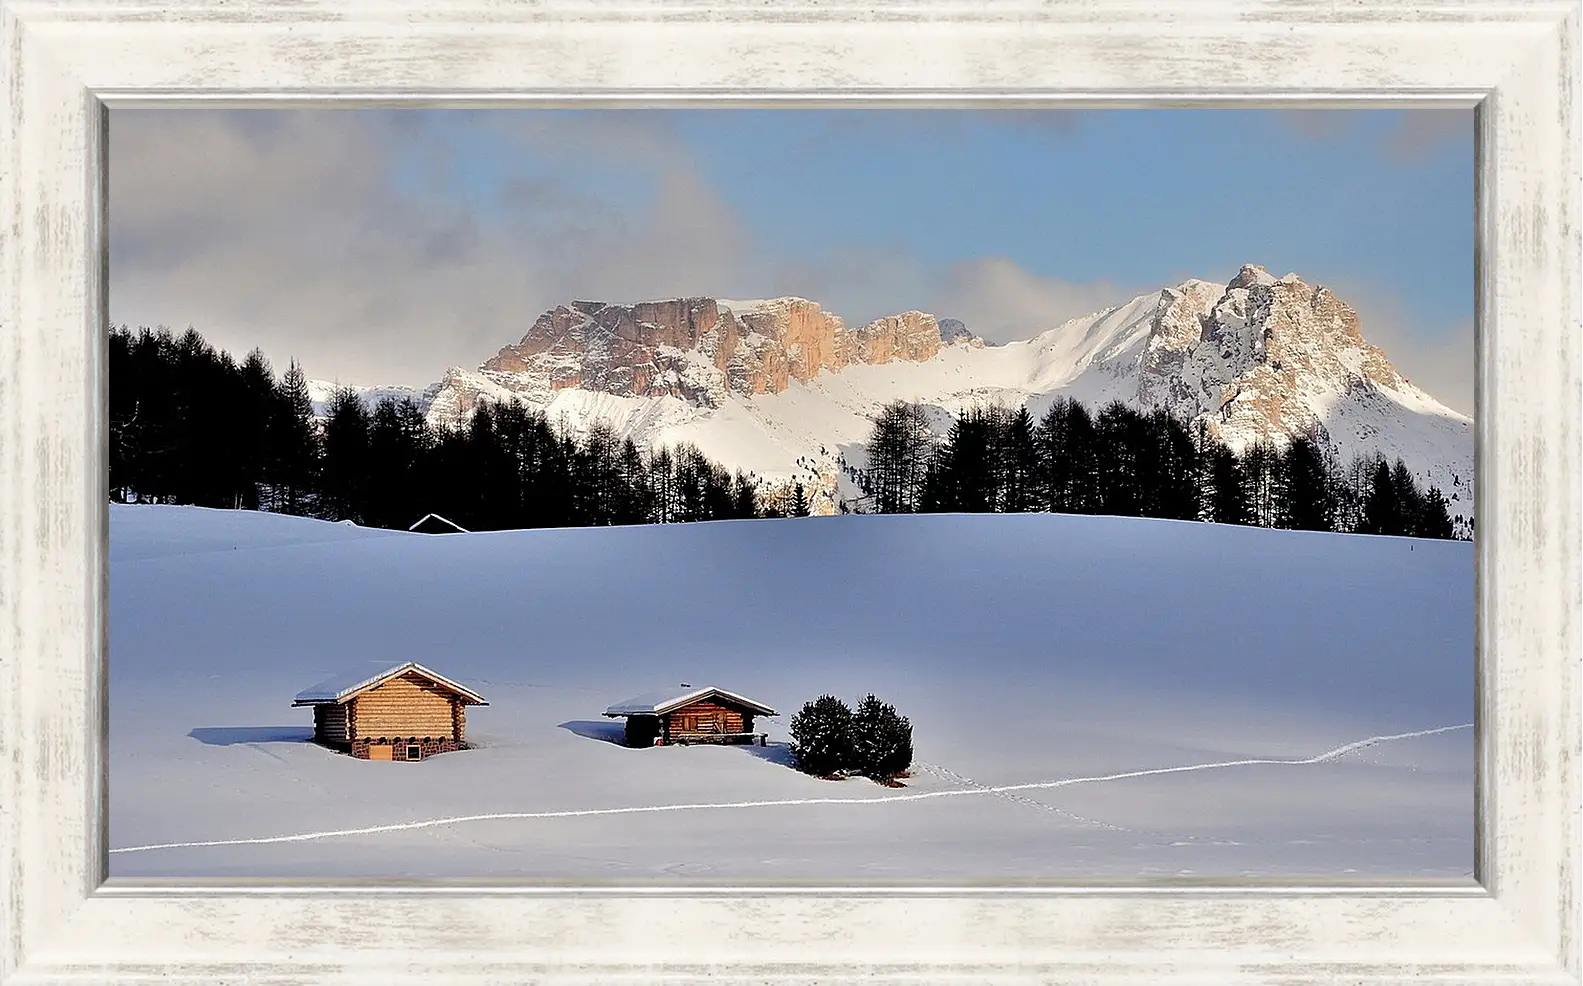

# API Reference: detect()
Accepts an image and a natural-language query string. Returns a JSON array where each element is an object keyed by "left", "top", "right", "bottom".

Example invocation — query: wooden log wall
[
  {"left": 313, "top": 703, "right": 350, "bottom": 745},
  {"left": 350, "top": 672, "right": 458, "bottom": 740},
  {"left": 669, "top": 700, "right": 745, "bottom": 734}
]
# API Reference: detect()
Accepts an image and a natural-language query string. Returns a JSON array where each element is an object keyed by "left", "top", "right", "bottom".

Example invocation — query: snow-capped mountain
[
  {"left": 333, "top": 265, "right": 1475, "bottom": 521},
  {"left": 422, "top": 296, "right": 979, "bottom": 426},
  {"left": 305, "top": 379, "right": 441, "bottom": 419}
]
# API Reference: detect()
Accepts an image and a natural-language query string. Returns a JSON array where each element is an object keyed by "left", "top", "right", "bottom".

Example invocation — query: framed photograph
[{"left": 1, "top": 1, "right": 1577, "bottom": 983}]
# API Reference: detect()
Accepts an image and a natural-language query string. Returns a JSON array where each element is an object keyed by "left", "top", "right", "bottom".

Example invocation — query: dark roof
[
  {"left": 292, "top": 660, "right": 488, "bottom": 706},
  {"left": 603, "top": 685, "right": 777, "bottom": 718}
]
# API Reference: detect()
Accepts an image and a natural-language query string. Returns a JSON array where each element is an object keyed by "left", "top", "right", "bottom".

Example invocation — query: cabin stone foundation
[{"left": 350, "top": 736, "right": 463, "bottom": 761}]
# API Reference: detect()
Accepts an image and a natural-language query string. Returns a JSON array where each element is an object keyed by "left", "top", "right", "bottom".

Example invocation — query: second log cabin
[{"left": 603, "top": 684, "right": 777, "bottom": 747}]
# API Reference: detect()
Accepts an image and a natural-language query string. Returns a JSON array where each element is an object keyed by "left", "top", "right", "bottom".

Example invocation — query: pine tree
[
  {"left": 1149, "top": 409, "right": 1201, "bottom": 520},
  {"left": 789, "top": 695, "right": 856, "bottom": 777},
  {"left": 1276, "top": 433, "right": 1335, "bottom": 532},
  {"left": 930, "top": 406, "right": 1001, "bottom": 512},
  {"left": 460, "top": 402, "right": 501, "bottom": 528},
  {"left": 107, "top": 327, "right": 138, "bottom": 502},
  {"left": 1391, "top": 460, "right": 1426, "bottom": 534},
  {"left": 126, "top": 327, "right": 179, "bottom": 503},
  {"left": 421, "top": 424, "right": 469, "bottom": 527},
  {"left": 320, "top": 387, "right": 371, "bottom": 523},
  {"left": 366, "top": 395, "right": 429, "bottom": 529},
  {"left": 170, "top": 328, "right": 215, "bottom": 505},
  {"left": 518, "top": 412, "right": 573, "bottom": 528},
  {"left": 1242, "top": 440, "right": 1281, "bottom": 528},
  {"left": 1332, "top": 454, "right": 1374, "bottom": 534},
  {"left": 671, "top": 444, "right": 707, "bottom": 522},
  {"left": 1093, "top": 401, "right": 1142, "bottom": 516},
  {"left": 565, "top": 421, "right": 616, "bottom": 526},
  {"left": 649, "top": 446, "right": 678, "bottom": 523},
  {"left": 862, "top": 401, "right": 934, "bottom": 513},
  {"left": 917, "top": 443, "right": 950, "bottom": 513},
  {"left": 1000, "top": 405, "right": 1038, "bottom": 513},
  {"left": 270, "top": 360, "right": 320, "bottom": 515},
  {"left": 1417, "top": 486, "right": 1455, "bottom": 539},
  {"left": 1034, "top": 397, "right": 1097, "bottom": 514},
  {"left": 790, "top": 481, "right": 810, "bottom": 517},
  {"left": 235, "top": 349, "right": 277, "bottom": 511},
  {"left": 730, "top": 471, "right": 760, "bottom": 519},
  {"left": 850, "top": 693, "right": 914, "bottom": 780},
  {"left": 614, "top": 437, "right": 653, "bottom": 525},
  {"left": 706, "top": 466, "right": 738, "bottom": 520},
  {"left": 1359, "top": 457, "right": 1401, "bottom": 535},
  {"left": 1205, "top": 442, "right": 1251, "bottom": 525},
  {"left": 490, "top": 398, "right": 535, "bottom": 526}
]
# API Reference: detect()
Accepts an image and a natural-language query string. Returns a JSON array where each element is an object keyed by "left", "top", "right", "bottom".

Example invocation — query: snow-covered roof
[
  {"left": 292, "top": 660, "right": 488, "bottom": 706},
  {"left": 603, "top": 685, "right": 777, "bottom": 718},
  {"left": 408, "top": 513, "right": 468, "bottom": 534}
]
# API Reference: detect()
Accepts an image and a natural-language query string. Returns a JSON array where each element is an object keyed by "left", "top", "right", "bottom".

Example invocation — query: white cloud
[
  {"left": 109, "top": 110, "right": 758, "bottom": 386},
  {"left": 925, "top": 258, "right": 1149, "bottom": 343}
]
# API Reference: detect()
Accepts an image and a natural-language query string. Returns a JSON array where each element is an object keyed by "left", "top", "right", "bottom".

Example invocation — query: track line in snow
[
  {"left": 912, "top": 761, "right": 1136, "bottom": 832},
  {"left": 109, "top": 724, "right": 1469, "bottom": 855}
]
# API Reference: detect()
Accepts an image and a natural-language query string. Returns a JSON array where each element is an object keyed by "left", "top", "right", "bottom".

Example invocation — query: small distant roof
[
  {"left": 408, "top": 513, "right": 469, "bottom": 534},
  {"left": 603, "top": 685, "right": 777, "bottom": 718},
  {"left": 292, "top": 660, "right": 488, "bottom": 706}
]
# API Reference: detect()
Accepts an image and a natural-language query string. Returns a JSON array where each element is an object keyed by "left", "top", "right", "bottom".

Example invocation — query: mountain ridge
[{"left": 311, "top": 264, "right": 1473, "bottom": 523}]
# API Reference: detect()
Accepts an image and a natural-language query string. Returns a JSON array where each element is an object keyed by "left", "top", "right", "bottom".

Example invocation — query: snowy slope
[{"left": 109, "top": 505, "right": 1472, "bottom": 879}]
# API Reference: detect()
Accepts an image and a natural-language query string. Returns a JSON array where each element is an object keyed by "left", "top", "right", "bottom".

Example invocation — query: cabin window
[{"left": 406, "top": 745, "right": 422, "bottom": 761}]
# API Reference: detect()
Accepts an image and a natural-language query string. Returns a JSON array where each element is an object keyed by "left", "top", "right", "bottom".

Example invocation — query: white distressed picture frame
[{"left": 1, "top": 1, "right": 1578, "bottom": 982}]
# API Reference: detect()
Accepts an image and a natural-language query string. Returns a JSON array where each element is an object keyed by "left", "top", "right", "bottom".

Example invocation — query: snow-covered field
[{"left": 109, "top": 504, "right": 1474, "bottom": 880}]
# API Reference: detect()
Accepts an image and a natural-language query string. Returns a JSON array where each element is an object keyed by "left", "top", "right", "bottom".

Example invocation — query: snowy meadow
[{"left": 108, "top": 504, "right": 1473, "bottom": 880}]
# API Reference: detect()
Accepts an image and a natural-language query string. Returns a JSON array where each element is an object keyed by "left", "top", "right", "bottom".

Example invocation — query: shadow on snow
[
  {"left": 740, "top": 741, "right": 798, "bottom": 768},
  {"left": 557, "top": 720, "right": 626, "bottom": 745},
  {"left": 189, "top": 726, "right": 315, "bottom": 746},
  {"left": 557, "top": 722, "right": 801, "bottom": 769}
]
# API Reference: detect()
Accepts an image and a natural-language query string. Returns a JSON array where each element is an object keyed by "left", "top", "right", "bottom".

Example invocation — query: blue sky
[
  {"left": 418, "top": 108, "right": 1470, "bottom": 320},
  {"left": 109, "top": 107, "right": 1474, "bottom": 411}
]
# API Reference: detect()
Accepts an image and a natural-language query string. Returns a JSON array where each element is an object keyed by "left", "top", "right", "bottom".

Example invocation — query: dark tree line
[
  {"left": 853, "top": 397, "right": 1467, "bottom": 540},
  {"left": 110, "top": 325, "right": 767, "bottom": 531}
]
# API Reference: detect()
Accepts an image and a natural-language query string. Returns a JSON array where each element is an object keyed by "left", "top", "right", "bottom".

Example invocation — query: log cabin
[
  {"left": 292, "top": 661, "right": 488, "bottom": 761},
  {"left": 603, "top": 685, "right": 777, "bottom": 747}
]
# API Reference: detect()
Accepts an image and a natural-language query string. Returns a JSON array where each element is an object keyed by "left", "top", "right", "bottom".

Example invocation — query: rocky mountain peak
[
  {"left": 436, "top": 295, "right": 977, "bottom": 422},
  {"left": 1228, "top": 263, "right": 1280, "bottom": 289},
  {"left": 938, "top": 318, "right": 973, "bottom": 343},
  {"left": 1117, "top": 266, "right": 1425, "bottom": 452}
]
